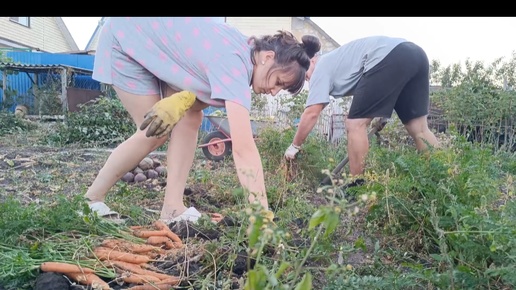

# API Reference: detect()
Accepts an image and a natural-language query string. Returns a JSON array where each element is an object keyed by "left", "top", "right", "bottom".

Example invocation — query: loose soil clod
[{"left": 34, "top": 272, "right": 71, "bottom": 290}]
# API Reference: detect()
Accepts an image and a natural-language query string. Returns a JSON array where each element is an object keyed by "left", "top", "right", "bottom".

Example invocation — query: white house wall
[{"left": 0, "top": 17, "right": 74, "bottom": 52}]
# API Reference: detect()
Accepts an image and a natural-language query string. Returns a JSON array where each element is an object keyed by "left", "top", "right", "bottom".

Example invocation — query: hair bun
[{"left": 301, "top": 35, "right": 322, "bottom": 58}]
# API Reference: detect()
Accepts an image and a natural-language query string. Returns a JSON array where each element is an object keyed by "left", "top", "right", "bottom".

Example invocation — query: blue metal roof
[{"left": 0, "top": 62, "right": 93, "bottom": 75}]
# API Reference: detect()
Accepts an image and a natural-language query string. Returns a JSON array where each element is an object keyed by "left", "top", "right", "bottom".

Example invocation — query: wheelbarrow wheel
[{"left": 202, "top": 131, "right": 232, "bottom": 161}]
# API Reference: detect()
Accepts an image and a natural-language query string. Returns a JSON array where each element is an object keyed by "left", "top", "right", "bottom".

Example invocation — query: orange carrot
[
  {"left": 93, "top": 247, "right": 151, "bottom": 264},
  {"left": 145, "top": 236, "right": 181, "bottom": 250},
  {"left": 153, "top": 220, "right": 182, "bottom": 244},
  {"left": 130, "top": 225, "right": 144, "bottom": 230},
  {"left": 108, "top": 260, "right": 145, "bottom": 274},
  {"left": 109, "top": 260, "right": 175, "bottom": 281},
  {"left": 40, "top": 261, "right": 96, "bottom": 274},
  {"left": 145, "top": 236, "right": 172, "bottom": 248},
  {"left": 157, "top": 277, "right": 181, "bottom": 286},
  {"left": 132, "top": 230, "right": 169, "bottom": 239},
  {"left": 152, "top": 220, "right": 171, "bottom": 231},
  {"left": 65, "top": 272, "right": 111, "bottom": 290},
  {"left": 127, "top": 284, "right": 177, "bottom": 290},
  {"left": 119, "top": 272, "right": 161, "bottom": 284}
]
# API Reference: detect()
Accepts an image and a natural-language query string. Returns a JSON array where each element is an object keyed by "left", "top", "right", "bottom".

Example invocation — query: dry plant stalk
[{"left": 278, "top": 159, "right": 299, "bottom": 182}]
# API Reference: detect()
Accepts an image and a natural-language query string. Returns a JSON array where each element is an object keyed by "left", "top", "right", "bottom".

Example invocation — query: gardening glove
[
  {"left": 284, "top": 143, "right": 301, "bottom": 160},
  {"left": 140, "top": 91, "right": 196, "bottom": 138}
]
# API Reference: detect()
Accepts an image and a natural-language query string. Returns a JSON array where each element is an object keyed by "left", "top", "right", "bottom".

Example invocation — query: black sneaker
[
  {"left": 342, "top": 178, "right": 365, "bottom": 189},
  {"left": 339, "top": 178, "right": 365, "bottom": 201}
]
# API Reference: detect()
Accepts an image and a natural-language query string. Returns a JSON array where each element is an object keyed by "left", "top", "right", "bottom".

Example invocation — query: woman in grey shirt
[{"left": 284, "top": 36, "right": 439, "bottom": 187}]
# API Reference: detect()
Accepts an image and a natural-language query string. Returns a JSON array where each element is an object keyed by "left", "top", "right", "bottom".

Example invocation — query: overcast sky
[{"left": 62, "top": 17, "right": 516, "bottom": 67}]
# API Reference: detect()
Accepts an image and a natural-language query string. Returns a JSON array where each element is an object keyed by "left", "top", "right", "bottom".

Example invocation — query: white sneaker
[
  {"left": 82, "top": 201, "right": 128, "bottom": 224},
  {"left": 161, "top": 207, "right": 202, "bottom": 223}
]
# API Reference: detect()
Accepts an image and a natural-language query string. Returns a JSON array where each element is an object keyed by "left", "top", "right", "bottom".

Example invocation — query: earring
[{"left": 261, "top": 60, "right": 265, "bottom": 65}]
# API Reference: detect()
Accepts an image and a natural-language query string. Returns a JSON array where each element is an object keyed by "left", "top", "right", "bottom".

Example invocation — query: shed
[{"left": 0, "top": 62, "right": 102, "bottom": 114}]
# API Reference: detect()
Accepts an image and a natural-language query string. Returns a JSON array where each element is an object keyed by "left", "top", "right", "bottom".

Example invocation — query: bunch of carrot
[{"left": 39, "top": 220, "right": 183, "bottom": 290}]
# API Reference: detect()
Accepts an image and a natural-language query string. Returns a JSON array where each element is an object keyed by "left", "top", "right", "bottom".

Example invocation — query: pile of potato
[{"left": 121, "top": 157, "right": 167, "bottom": 183}]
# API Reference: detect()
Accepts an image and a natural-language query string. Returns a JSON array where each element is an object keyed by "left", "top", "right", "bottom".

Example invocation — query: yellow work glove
[{"left": 140, "top": 91, "right": 196, "bottom": 138}]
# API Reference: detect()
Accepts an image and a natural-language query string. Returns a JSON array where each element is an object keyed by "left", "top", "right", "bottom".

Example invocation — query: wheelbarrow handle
[{"left": 371, "top": 117, "right": 389, "bottom": 133}]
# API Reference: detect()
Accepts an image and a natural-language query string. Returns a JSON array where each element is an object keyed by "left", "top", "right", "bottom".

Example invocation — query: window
[{"left": 10, "top": 17, "right": 30, "bottom": 27}]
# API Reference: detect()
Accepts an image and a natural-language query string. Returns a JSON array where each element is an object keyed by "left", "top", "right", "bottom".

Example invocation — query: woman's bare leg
[
  {"left": 160, "top": 100, "right": 207, "bottom": 220},
  {"left": 84, "top": 86, "right": 168, "bottom": 203}
]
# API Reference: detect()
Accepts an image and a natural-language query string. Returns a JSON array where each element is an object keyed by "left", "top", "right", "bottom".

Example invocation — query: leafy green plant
[
  {"left": 362, "top": 136, "right": 516, "bottom": 289},
  {"left": 430, "top": 56, "right": 516, "bottom": 152},
  {"left": 242, "top": 171, "right": 372, "bottom": 290},
  {"left": 0, "top": 51, "right": 19, "bottom": 112},
  {"left": 0, "top": 195, "right": 131, "bottom": 289},
  {"left": 32, "top": 74, "right": 63, "bottom": 116},
  {"left": 42, "top": 96, "right": 135, "bottom": 147},
  {"left": 251, "top": 92, "right": 269, "bottom": 117},
  {"left": 0, "top": 111, "right": 38, "bottom": 136},
  {"left": 279, "top": 90, "right": 309, "bottom": 122},
  {"left": 256, "top": 126, "right": 346, "bottom": 182}
]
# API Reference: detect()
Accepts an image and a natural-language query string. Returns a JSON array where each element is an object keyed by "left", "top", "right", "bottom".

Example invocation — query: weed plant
[
  {"left": 343, "top": 130, "right": 516, "bottom": 289},
  {"left": 0, "top": 111, "right": 38, "bottom": 137}
]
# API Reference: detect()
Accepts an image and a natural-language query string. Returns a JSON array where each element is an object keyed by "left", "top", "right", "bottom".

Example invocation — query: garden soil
[{"left": 0, "top": 135, "right": 373, "bottom": 289}]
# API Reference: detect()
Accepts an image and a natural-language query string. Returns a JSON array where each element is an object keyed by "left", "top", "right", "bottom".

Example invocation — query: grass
[{"left": 0, "top": 114, "right": 515, "bottom": 290}]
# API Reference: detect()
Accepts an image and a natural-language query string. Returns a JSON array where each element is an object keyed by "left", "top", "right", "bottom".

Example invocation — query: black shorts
[{"left": 347, "top": 42, "right": 430, "bottom": 124}]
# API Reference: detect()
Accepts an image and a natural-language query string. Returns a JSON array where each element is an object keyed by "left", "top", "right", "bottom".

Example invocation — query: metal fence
[{"left": 247, "top": 93, "right": 351, "bottom": 144}]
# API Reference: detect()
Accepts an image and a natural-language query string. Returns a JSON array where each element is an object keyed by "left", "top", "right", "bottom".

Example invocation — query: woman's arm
[
  {"left": 293, "top": 104, "right": 325, "bottom": 146},
  {"left": 225, "top": 101, "right": 268, "bottom": 210}
]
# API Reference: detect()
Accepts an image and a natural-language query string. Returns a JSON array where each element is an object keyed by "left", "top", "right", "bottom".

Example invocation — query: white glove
[{"left": 284, "top": 143, "right": 301, "bottom": 160}]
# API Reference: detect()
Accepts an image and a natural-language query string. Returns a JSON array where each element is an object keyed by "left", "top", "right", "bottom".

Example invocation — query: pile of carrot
[{"left": 39, "top": 220, "right": 184, "bottom": 290}]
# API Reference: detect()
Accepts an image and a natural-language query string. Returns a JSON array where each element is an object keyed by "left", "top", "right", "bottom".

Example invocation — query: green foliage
[
  {"left": 0, "top": 50, "right": 12, "bottom": 62},
  {"left": 362, "top": 137, "right": 516, "bottom": 289},
  {"left": 32, "top": 76, "right": 63, "bottom": 115},
  {"left": 42, "top": 97, "right": 135, "bottom": 147},
  {"left": 0, "top": 195, "right": 121, "bottom": 288},
  {"left": 430, "top": 56, "right": 516, "bottom": 151},
  {"left": 242, "top": 173, "right": 367, "bottom": 290},
  {"left": 0, "top": 51, "right": 13, "bottom": 89},
  {"left": 256, "top": 126, "right": 346, "bottom": 182},
  {"left": 251, "top": 92, "right": 269, "bottom": 116},
  {"left": 0, "top": 52, "right": 19, "bottom": 111},
  {"left": 0, "top": 88, "right": 19, "bottom": 111},
  {"left": 279, "top": 90, "right": 309, "bottom": 121},
  {"left": 0, "top": 111, "right": 38, "bottom": 136}
]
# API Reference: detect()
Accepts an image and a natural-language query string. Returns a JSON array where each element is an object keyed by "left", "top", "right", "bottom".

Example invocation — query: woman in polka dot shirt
[{"left": 84, "top": 17, "right": 321, "bottom": 223}]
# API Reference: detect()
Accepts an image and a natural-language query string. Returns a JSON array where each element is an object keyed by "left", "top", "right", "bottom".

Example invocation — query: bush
[
  {"left": 0, "top": 111, "right": 38, "bottom": 137},
  {"left": 362, "top": 137, "right": 516, "bottom": 289},
  {"left": 43, "top": 97, "right": 135, "bottom": 147},
  {"left": 430, "top": 57, "right": 516, "bottom": 152}
]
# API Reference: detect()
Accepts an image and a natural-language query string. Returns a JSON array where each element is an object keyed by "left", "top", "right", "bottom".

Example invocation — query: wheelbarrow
[
  {"left": 320, "top": 117, "right": 389, "bottom": 186},
  {"left": 198, "top": 115, "right": 272, "bottom": 161}
]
